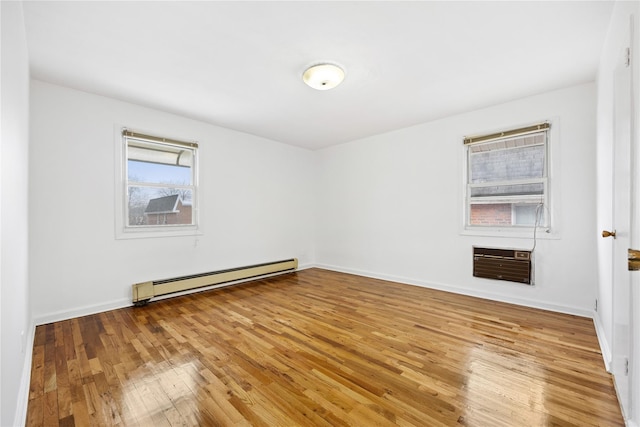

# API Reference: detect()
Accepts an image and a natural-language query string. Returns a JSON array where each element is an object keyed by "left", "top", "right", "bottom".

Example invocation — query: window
[
  {"left": 122, "top": 130, "right": 198, "bottom": 232},
  {"left": 464, "top": 123, "right": 549, "bottom": 229}
]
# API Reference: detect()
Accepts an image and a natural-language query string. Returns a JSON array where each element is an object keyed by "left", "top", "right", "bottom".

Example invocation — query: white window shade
[{"left": 128, "top": 140, "right": 193, "bottom": 167}]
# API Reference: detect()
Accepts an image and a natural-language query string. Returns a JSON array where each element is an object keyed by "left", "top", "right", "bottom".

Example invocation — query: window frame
[
  {"left": 115, "top": 126, "right": 201, "bottom": 239},
  {"left": 462, "top": 122, "right": 553, "bottom": 236}
]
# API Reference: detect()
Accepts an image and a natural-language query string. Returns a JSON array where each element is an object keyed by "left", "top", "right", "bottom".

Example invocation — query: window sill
[
  {"left": 116, "top": 226, "right": 202, "bottom": 240},
  {"left": 461, "top": 227, "right": 559, "bottom": 240}
]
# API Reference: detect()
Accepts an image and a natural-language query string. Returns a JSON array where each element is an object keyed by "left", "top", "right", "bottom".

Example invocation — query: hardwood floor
[{"left": 26, "top": 268, "right": 623, "bottom": 426}]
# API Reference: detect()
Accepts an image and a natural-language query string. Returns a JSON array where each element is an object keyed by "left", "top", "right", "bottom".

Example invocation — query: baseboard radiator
[
  {"left": 473, "top": 247, "right": 531, "bottom": 285},
  {"left": 132, "top": 258, "right": 298, "bottom": 306}
]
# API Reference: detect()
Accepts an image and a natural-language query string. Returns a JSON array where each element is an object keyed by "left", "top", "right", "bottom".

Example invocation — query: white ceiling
[{"left": 22, "top": 1, "right": 614, "bottom": 150}]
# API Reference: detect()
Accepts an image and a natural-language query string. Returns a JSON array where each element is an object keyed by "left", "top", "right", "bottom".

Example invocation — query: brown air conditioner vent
[{"left": 473, "top": 247, "right": 531, "bottom": 285}]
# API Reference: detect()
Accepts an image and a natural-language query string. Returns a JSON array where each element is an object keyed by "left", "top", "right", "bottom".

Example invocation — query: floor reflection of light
[
  {"left": 460, "top": 346, "right": 547, "bottom": 426},
  {"left": 116, "top": 359, "right": 200, "bottom": 425}
]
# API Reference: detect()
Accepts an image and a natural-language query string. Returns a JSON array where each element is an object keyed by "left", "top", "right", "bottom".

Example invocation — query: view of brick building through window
[
  {"left": 470, "top": 203, "right": 512, "bottom": 226},
  {"left": 467, "top": 130, "right": 547, "bottom": 227}
]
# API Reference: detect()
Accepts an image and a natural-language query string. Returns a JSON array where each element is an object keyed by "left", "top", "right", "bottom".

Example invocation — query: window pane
[
  {"left": 469, "top": 137, "right": 545, "bottom": 184},
  {"left": 469, "top": 202, "right": 545, "bottom": 227},
  {"left": 514, "top": 204, "right": 545, "bottom": 226},
  {"left": 128, "top": 186, "right": 193, "bottom": 226},
  {"left": 469, "top": 203, "right": 512, "bottom": 226},
  {"left": 470, "top": 182, "right": 544, "bottom": 197},
  {"left": 128, "top": 160, "right": 192, "bottom": 185},
  {"left": 466, "top": 128, "right": 548, "bottom": 229},
  {"left": 122, "top": 132, "right": 198, "bottom": 233}
]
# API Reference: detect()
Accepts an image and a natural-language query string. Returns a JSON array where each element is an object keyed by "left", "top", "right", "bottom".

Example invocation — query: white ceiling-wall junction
[{"left": 22, "top": 1, "right": 613, "bottom": 149}]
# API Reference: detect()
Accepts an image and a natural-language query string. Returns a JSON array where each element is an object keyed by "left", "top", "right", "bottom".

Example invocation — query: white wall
[
  {"left": 1, "top": 2, "right": 32, "bottom": 426},
  {"left": 29, "top": 80, "right": 316, "bottom": 323},
  {"left": 316, "top": 83, "right": 597, "bottom": 316}
]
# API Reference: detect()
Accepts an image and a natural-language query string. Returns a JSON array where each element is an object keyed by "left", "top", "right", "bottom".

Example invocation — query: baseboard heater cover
[
  {"left": 473, "top": 247, "right": 531, "bottom": 285},
  {"left": 132, "top": 258, "right": 298, "bottom": 305}
]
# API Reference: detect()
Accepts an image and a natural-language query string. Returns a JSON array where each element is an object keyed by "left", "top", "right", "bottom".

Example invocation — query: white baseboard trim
[
  {"left": 296, "top": 262, "right": 314, "bottom": 271},
  {"left": 33, "top": 263, "right": 592, "bottom": 327},
  {"left": 592, "top": 311, "right": 612, "bottom": 372},
  {"left": 34, "top": 298, "right": 132, "bottom": 326},
  {"left": 34, "top": 265, "right": 314, "bottom": 326},
  {"left": 14, "top": 319, "right": 36, "bottom": 427},
  {"left": 314, "top": 263, "right": 593, "bottom": 318}
]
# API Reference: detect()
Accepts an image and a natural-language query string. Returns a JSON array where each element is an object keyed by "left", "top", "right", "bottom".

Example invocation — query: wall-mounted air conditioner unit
[{"left": 473, "top": 247, "right": 531, "bottom": 285}]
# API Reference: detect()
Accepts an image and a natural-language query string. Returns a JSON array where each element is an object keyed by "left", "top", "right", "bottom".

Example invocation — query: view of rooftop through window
[{"left": 125, "top": 135, "right": 197, "bottom": 228}]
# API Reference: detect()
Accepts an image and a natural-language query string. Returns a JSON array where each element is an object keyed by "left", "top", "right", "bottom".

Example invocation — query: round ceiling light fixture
[{"left": 302, "top": 63, "right": 345, "bottom": 90}]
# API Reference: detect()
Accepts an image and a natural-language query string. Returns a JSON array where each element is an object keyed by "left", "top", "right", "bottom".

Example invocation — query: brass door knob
[{"left": 602, "top": 230, "right": 617, "bottom": 238}]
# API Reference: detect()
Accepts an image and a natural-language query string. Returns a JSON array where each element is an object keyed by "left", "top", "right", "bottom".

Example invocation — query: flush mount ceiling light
[{"left": 302, "top": 63, "right": 345, "bottom": 90}]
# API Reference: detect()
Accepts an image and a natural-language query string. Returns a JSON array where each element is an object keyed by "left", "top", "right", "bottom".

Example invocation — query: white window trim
[
  {"left": 460, "top": 119, "right": 560, "bottom": 240},
  {"left": 114, "top": 125, "right": 202, "bottom": 239}
]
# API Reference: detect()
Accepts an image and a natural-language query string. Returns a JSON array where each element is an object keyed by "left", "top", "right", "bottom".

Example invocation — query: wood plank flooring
[{"left": 26, "top": 268, "right": 623, "bottom": 426}]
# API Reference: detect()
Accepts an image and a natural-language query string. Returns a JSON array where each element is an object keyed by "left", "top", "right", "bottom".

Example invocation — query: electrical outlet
[
  {"left": 20, "top": 330, "right": 25, "bottom": 354},
  {"left": 595, "top": 299, "right": 598, "bottom": 312}
]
